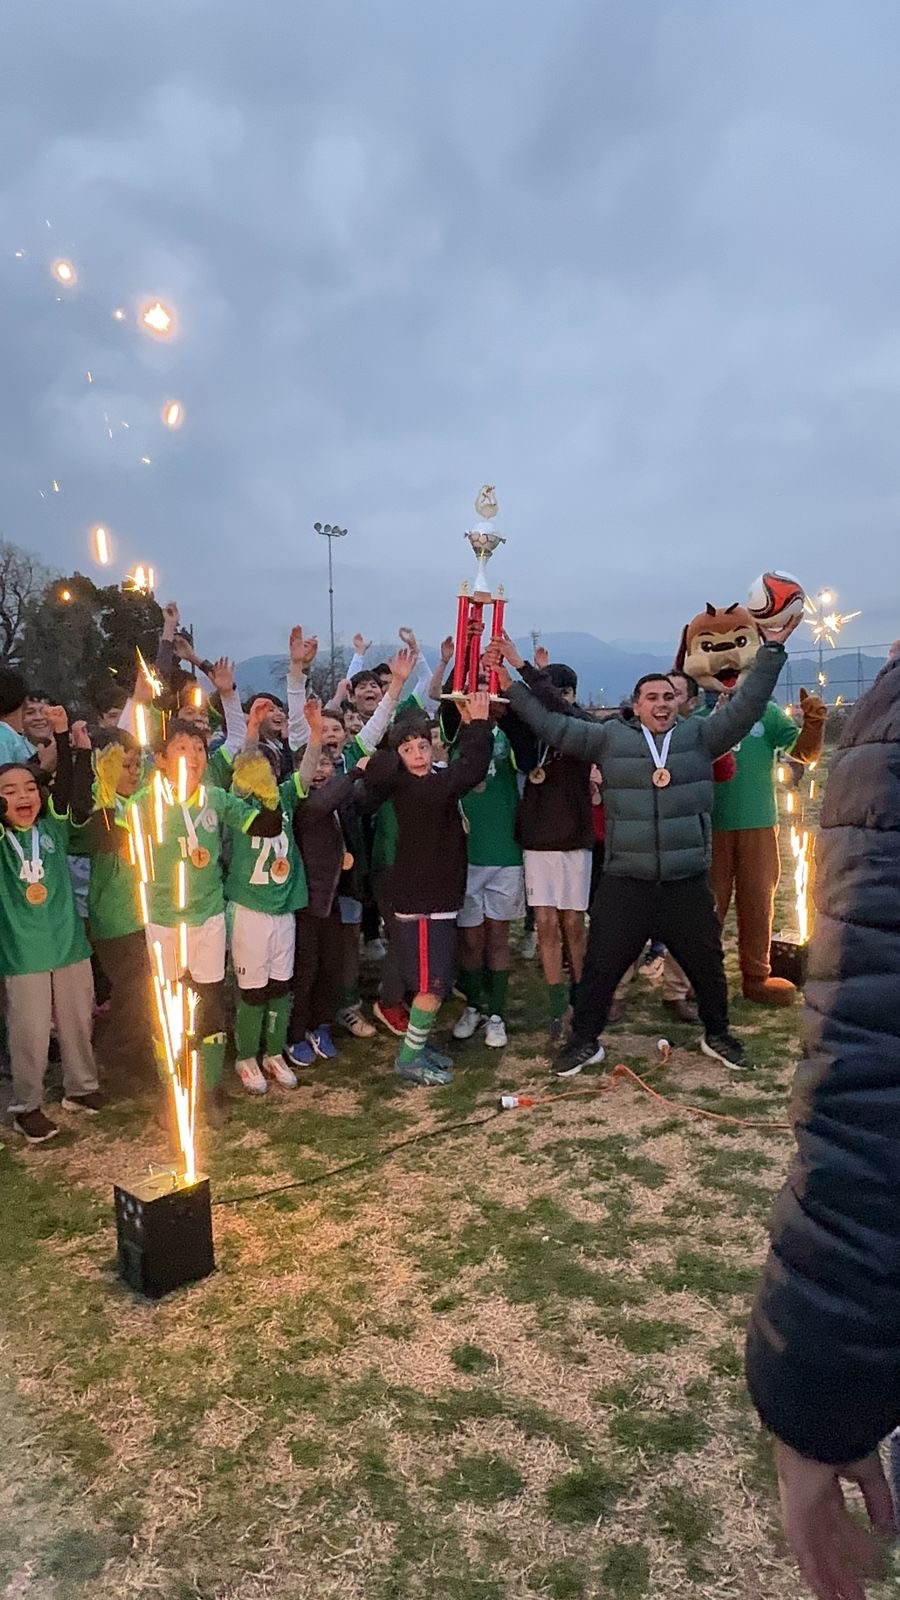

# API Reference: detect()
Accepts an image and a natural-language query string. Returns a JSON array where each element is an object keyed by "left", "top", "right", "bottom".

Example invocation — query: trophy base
[{"left": 440, "top": 692, "right": 509, "bottom": 705}]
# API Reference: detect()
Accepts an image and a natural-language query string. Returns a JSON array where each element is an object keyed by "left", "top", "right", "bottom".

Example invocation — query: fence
[{"left": 776, "top": 643, "right": 890, "bottom": 707}]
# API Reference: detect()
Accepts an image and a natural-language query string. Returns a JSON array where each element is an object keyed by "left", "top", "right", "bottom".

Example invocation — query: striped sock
[{"left": 398, "top": 1002, "right": 435, "bottom": 1065}]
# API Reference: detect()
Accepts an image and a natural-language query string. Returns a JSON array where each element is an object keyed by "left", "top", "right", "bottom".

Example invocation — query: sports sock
[
  {"left": 200, "top": 1032, "right": 227, "bottom": 1089},
  {"left": 265, "top": 994, "right": 291, "bottom": 1056},
  {"left": 457, "top": 967, "right": 485, "bottom": 1010},
  {"left": 485, "top": 968, "right": 509, "bottom": 1018},
  {"left": 398, "top": 1002, "right": 435, "bottom": 1065},
  {"left": 548, "top": 981, "right": 569, "bottom": 1020},
  {"left": 234, "top": 998, "right": 265, "bottom": 1061}
]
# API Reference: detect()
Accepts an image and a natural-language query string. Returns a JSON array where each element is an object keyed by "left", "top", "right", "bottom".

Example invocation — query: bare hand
[
  {"left": 305, "top": 697, "right": 324, "bottom": 739},
  {"left": 354, "top": 754, "right": 369, "bottom": 771},
  {"left": 210, "top": 657, "right": 236, "bottom": 696},
  {"left": 776, "top": 1442, "right": 895, "bottom": 1600},
  {"left": 398, "top": 626, "right": 418, "bottom": 655},
  {"left": 535, "top": 644, "right": 550, "bottom": 670},
  {"left": 466, "top": 689, "right": 491, "bottom": 723},
  {"left": 331, "top": 677, "right": 350, "bottom": 704},
  {"left": 45, "top": 705, "right": 68, "bottom": 735},
  {"left": 173, "top": 633, "right": 196, "bottom": 664},
  {"left": 387, "top": 647, "right": 415, "bottom": 689},
  {"left": 163, "top": 602, "right": 180, "bottom": 624},
  {"left": 300, "top": 633, "right": 318, "bottom": 669},
  {"left": 353, "top": 632, "right": 372, "bottom": 657},
  {"left": 764, "top": 612, "right": 804, "bottom": 646},
  {"left": 247, "top": 698, "right": 274, "bottom": 738},
  {"left": 289, "top": 626, "right": 307, "bottom": 668},
  {"left": 440, "top": 635, "right": 455, "bottom": 665},
  {"left": 70, "top": 720, "right": 91, "bottom": 751},
  {"left": 497, "top": 631, "right": 525, "bottom": 672},
  {"left": 495, "top": 663, "right": 512, "bottom": 693}
]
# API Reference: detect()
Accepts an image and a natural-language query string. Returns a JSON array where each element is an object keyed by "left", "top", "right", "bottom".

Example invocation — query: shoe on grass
[
  {"left": 61, "top": 1091, "right": 105, "bottom": 1114},
  {"left": 13, "top": 1108, "right": 59, "bottom": 1143},
  {"left": 663, "top": 997, "right": 699, "bottom": 1024},
  {"left": 336, "top": 1004, "right": 376, "bottom": 1039},
  {"left": 235, "top": 1058, "right": 268, "bottom": 1095},
  {"left": 422, "top": 1042, "right": 454, "bottom": 1071},
  {"left": 373, "top": 1000, "right": 409, "bottom": 1037},
  {"left": 520, "top": 931, "right": 538, "bottom": 960},
  {"left": 553, "top": 1039, "right": 606, "bottom": 1080},
  {"left": 262, "top": 1054, "right": 298, "bottom": 1089},
  {"left": 701, "top": 1032, "right": 752, "bottom": 1072},
  {"left": 452, "top": 1006, "right": 484, "bottom": 1041},
  {"left": 307, "top": 1025, "right": 337, "bottom": 1060},
  {"left": 394, "top": 1053, "right": 453, "bottom": 1086},
  {"left": 285, "top": 1038, "right": 317, "bottom": 1068},
  {"left": 484, "top": 1015, "right": 508, "bottom": 1049}
]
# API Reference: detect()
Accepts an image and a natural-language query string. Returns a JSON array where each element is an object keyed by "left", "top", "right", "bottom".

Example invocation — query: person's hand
[
  {"left": 764, "top": 612, "right": 804, "bottom": 646},
  {"left": 440, "top": 635, "right": 455, "bottom": 665},
  {"left": 353, "top": 632, "right": 372, "bottom": 657},
  {"left": 36, "top": 740, "right": 57, "bottom": 774},
  {"left": 776, "top": 1441, "right": 896, "bottom": 1600},
  {"left": 398, "top": 626, "right": 419, "bottom": 656},
  {"left": 535, "top": 644, "right": 550, "bottom": 671},
  {"left": 305, "top": 697, "right": 323, "bottom": 741},
  {"left": 466, "top": 689, "right": 491, "bottom": 722},
  {"left": 70, "top": 720, "right": 91, "bottom": 751},
  {"left": 210, "top": 657, "right": 236, "bottom": 696},
  {"left": 46, "top": 705, "right": 68, "bottom": 735},
  {"left": 331, "top": 677, "right": 350, "bottom": 705},
  {"left": 354, "top": 754, "right": 369, "bottom": 771},
  {"left": 494, "top": 663, "right": 512, "bottom": 693},
  {"left": 246, "top": 697, "right": 274, "bottom": 740},
  {"left": 495, "top": 631, "right": 525, "bottom": 671},
  {"left": 289, "top": 626, "right": 307, "bottom": 669},
  {"left": 714, "top": 689, "right": 733, "bottom": 710},
  {"left": 162, "top": 602, "right": 180, "bottom": 639},
  {"left": 387, "top": 647, "right": 415, "bottom": 691}
]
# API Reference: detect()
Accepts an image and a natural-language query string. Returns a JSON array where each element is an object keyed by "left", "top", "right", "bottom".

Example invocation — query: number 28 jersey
[{"left": 225, "top": 773, "right": 308, "bottom": 915}]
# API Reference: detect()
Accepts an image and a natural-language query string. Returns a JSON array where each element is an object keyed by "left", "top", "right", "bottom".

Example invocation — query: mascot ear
[
  {"left": 705, "top": 603, "right": 716, "bottom": 617},
  {"left": 674, "top": 624, "right": 689, "bottom": 673},
  {"left": 724, "top": 602, "right": 741, "bottom": 615}
]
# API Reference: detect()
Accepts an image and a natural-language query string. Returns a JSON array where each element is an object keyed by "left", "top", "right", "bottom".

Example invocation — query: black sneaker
[
  {"left": 701, "top": 1032, "right": 752, "bottom": 1072},
  {"left": 61, "top": 1091, "right": 105, "bottom": 1114},
  {"left": 553, "top": 1040, "right": 607, "bottom": 1080},
  {"left": 13, "top": 1108, "right": 59, "bottom": 1143}
]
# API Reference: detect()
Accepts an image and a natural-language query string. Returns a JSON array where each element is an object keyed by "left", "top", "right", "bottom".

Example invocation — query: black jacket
[
  {"left": 293, "top": 770, "right": 367, "bottom": 918},
  {"left": 504, "top": 665, "right": 594, "bottom": 853},
  {"left": 746, "top": 657, "right": 900, "bottom": 1462},
  {"left": 363, "top": 722, "right": 492, "bottom": 914}
]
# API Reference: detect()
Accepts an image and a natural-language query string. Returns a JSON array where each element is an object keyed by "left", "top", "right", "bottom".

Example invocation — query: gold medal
[
  {"left": 528, "top": 767, "right": 547, "bottom": 786},
  {"left": 190, "top": 846, "right": 211, "bottom": 869},
  {"left": 341, "top": 850, "right": 354, "bottom": 872},
  {"left": 652, "top": 769, "right": 671, "bottom": 789},
  {"left": 25, "top": 882, "right": 48, "bottom": 905},
  {"left": 270, "top": 856, "right": 290, "bottom": 882}
]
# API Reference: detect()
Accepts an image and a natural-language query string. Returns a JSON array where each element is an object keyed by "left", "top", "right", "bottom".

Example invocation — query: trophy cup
[{"left": 448, "top": 486, "right": 508, "bottom": 700}]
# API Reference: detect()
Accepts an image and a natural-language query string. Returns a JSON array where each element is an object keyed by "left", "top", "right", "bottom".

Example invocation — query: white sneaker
[
  {"left": 520, "top": 931, "right": 538, "bottom": 960},
  {"left": 236, "top": 1058, "right": 267, "bottom": 1095},
  {"left": 262, "top": 1054, "right": 298, "bottom": 1089},
  {"left": 484, "top": 1015, "right": 508, "bottom": 1049},
  {"left": 452, "top": 1006, "right": 485, "bottom": 1041},
  {"left": 336, "top": 1004, "right": 377, "bottom": 1039}
]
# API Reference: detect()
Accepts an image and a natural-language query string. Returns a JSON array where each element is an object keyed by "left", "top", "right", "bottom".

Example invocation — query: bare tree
[{"left": 0, "top": 541, "right": 53, "bottom": 665}]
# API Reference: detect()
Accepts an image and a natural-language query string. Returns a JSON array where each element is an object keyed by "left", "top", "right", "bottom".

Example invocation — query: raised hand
[
  {"left": 353, "top": 632, "right": 372, "bottom": 657},
  {"left": 247, "top": 697, "right": 275, "bottom": 739},
  {"left": 495, "top": 631, "right": 525, "bottom": 671},
  {"left": 173, "top": 633, "right": 197, "bottom": 664},
  {"left": 388, "top": 647, "right": 416, "bottom": 688},
  {"left": 398, "top": 626, "right": 419, "bottom": 656},
  {"left": 467, "top": 689, "right": 491, "bottom": 722},
  {"left": 305, "top": 697, "right": 324, "bottom": 740},
  {"left": 535, "top": 644, "right": 550, "bottom": 671},
  {"left": 440, "top": 635, "right": 455, "bottom": 665},
  {"left": 70, "top": 720, "right": 91, "bottom": 751},
  {"left": 764, "top": 611, "right": 804, "bottom": 647},
  {"left": 162, "top": 602, "right": 180, "bottom": 639},
  {"left": 210, "top": 657, "right": 236, "bottom": 696},
  {"left": 494, "top": 663, "right": 513, "bottom": 693},
  {"left": 290, "top": 626, "right": 318, "bottom": 670},
  {"left": 45, "top": 705, "right": 69, "bottom": 735}
]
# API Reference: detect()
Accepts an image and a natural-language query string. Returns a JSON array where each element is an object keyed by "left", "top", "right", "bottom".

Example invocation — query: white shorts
[
  {"left": 146, "top": 913, "right": 226, "bottom": 986},
  {"left": 228, "top": 903, "right": 296, "bottom": 990},
  {"left": 457, "top": 863, "right": 526, "bottom": 928},
  {"left": 524, "top": 848, "right": 592, "bottom": 912}
]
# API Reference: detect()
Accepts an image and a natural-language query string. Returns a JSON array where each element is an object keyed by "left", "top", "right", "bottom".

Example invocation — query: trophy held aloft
[{"left": 447, "top": 486, "right": 508, "bottom": 701}]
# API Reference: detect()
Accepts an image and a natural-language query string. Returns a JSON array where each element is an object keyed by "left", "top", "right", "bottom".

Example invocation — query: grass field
[{"left": 0, "top": 811, "right": 894, "bottom": 1600}]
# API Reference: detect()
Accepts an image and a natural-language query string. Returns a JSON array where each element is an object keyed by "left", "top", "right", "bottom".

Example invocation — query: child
[
  {"left": 0, "top": 668, "right": 37, "bottom": 768},
  {"left": 0, "top": 708, "right": 102, "bottom": 1142},
  {"left": 362, "top": 694, "right": 492, "bottom": 1085}
]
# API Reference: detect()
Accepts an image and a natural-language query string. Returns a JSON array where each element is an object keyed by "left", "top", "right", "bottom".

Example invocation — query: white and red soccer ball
[{"left": 747, "top": 571, "right": 806, "bottom": 629}]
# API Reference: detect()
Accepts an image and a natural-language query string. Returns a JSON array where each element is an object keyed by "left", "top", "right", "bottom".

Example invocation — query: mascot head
[{"left": 675, "top": 602, "right": 762, "bottom": 694}]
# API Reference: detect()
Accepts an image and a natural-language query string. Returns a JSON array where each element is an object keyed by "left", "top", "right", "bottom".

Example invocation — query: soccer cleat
[
  {"left": 13, "top": 1108, "right": 59, "bottom": 1143},
  {"left": 373, "top": 1000, "right": 410, "bottom": 1037},
  {"left": 422, "top": 1042, "right": 454, "bottom": 1071},
  {"left": 235, "top": 1058, "right": 268, "bottom": 1095},
  {"left": 285, "top": 1039, "right": 317, "bottom": 1068},
  {"left": 307, "top": 1025, "right": 338, "bottom": 1061},
  {"left": 262, "top": 1054, "right": 298, "bottom": 1089},
  {"left": 336, "top": 1004, "right": 377, "bottom": 1039},
  {"left": 520, "top": 931, "right": 538, "bottom": 961},
  {"left": 452, "top": 1006, "right": 485, "bottom": 1041},
  {"left": 484, "top": 1015, "right": 508, "bottom": 1049},
  {"left": 701, "top": 1032, "right": 752, "bottom": 1072},
  {"left": 394, "top": 1053, "right": 453, "bottom": 1086},
  {"left": 552, "top": 1040, "right": 606, "bottom": 1080},
  {"left": 60, "top": 1091, "right": 105, "bottom": 1114}
]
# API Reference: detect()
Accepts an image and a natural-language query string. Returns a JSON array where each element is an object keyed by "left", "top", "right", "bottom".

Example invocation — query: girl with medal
[{"left": 0, "top": 709, "right": 102, "bottom": 1143}]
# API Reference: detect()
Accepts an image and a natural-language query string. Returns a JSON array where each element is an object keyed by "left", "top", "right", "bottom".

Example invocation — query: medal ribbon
[
  {"left": 6, "top": 827, "right": 44, "bottom": 884},
  {"left": 641, "top": 726, "right": 673, "bottom": 777},
  {"left": 180, "top": 803, "right": 200, "bottom": 856}
]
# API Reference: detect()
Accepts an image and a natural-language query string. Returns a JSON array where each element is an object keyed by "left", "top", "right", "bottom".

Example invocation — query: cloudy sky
[{"left": 1, "top": 0, "right": 897, "bottom": 661}]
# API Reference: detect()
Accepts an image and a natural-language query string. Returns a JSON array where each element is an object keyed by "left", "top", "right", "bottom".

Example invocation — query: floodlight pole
[{"left": 314, "top": 521, "right": 348, "bottom": 694}]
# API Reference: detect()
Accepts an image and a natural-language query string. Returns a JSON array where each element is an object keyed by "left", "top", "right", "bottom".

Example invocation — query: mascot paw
[
  {"left": 798, "top": 687, "right": 827, "bottom": 721},
  {"left": 742, "top": 977, "right": 797, "bottom": 1007},
  {"left": 94, "top": 743, "right": 126, "bottom": 809},
  {"left": 232, "top": 751, "right": 279, "bottom": 809}
]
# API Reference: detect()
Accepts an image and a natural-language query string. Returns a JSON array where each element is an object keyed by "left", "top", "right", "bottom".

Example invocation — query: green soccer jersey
[
  {"left": 705, "top": 700, "right": 800, "bottom": 832},
  {"left": 137, "top": 784, "right": 261, "bottom": 928},
  {"left": 225, "top": 774, "right": 308, "bottom": 913},
  {"left": 0, "top": 806, "right": 91, "bottom": 977},
  {"left": 457, "top": 726, "right": 522, "bottom": 868},
  {"left": 205, "top": 743, "right": 234, "bottom": 790},
  {"left": 83, "top": 795, "right": 145, "bottom": 941}
]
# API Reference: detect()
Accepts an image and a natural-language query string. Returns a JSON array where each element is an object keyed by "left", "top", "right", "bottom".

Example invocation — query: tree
[
  {"left": 20, "top": 572, "right": 163, "bottom": 707},
  {"left": 0, "top": 540, "right": 54, "bottom": 665}
]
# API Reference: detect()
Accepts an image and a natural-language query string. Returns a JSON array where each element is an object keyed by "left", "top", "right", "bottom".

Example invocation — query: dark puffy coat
[
  {"left": 504, "top": 644, "right": 786, "bottom": 882},
  {"left": 746, "top": 657, "right": 900, "bottom": 1463}
]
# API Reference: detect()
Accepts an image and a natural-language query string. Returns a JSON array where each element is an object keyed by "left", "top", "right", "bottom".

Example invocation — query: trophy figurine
[{"left": 448, "top": 486, "right": 508, "bottom": 699}]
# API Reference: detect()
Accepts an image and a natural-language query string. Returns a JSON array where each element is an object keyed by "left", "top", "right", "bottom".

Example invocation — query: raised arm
[
  {"left": 207, "top": 657, "right": 247, "bottom": 755},
  {"left": 295, "top": 697, "right": 324, "bottom": 792},
  {"left": 701, "top": 643, "right": 787, "bottom": 758},
  {"left": 156, "top": 600, "right": 180, "bottom": 680},
  {"left": 434, "top": 697, "right": 493, "bottom": 799},
  {"left": 286, "top": 625, "right": 317, "bottom": 750},
  {"left": 356, "top": 648, "right": 416, "bottom": 753}
]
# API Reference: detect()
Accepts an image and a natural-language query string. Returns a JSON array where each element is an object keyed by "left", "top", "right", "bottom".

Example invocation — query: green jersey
[
  {"left": 225, "top": 774, "right": 308, "bottom": 913},
  {"left": 81, "top": 795, "right": 145, "bottom": 941},
  {"left": 137, "top": 784, "right": 261, "bottom": 928},
  {"left": 704, "top": 701, "right": 800, "bottom": 832},
  {"left": 205, "top": 743, "right": 234, "bottom": 790},
  {"left": 0, "top": 806, "right": 91, "bottom": 977},
  {"left": 457, "top": 726, "right": 521, "bottom": 868}
]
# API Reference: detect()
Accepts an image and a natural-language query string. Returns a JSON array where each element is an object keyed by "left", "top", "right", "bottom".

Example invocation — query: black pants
[
  {"left": 290, "top": 907, "right": 343, "bottom": 1039},
  {"left": 92, "top": 930, "right": 155, "bottom": 1075},
  {"left": 575, "top": 873, "right": 728, "bottom": 1044}
]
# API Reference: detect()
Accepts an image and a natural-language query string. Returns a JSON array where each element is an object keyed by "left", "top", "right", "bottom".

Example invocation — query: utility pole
[
  {"left": 314, "top": 522, "right": 348, "bottom": 694},
  {"left": 530, "top": 628, "right": 541, "bottom": 661}
]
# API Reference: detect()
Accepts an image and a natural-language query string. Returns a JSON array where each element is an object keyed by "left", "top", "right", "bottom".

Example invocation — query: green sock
[
  {"left": 485, "top": 968, "right": 509, "bottom": 1018},
  {"left": 265, "top": 994, "right": 291, "bottom": 1057},
  {"left": 458, "top": 968, "right": 485, "bottom": 1010},
  {"left": 234, "top": 998, "right": 265, "bottom": 1061},
  {"left": 201, "top": 1032, "right": 226, "bottom": 1089},
  {"left": 548, "top": 982, "right": 569, "bottom": 1020},
  {"left": 398, "top": 1002, "right": 435, "bottom": 1065},
  {"left": 152, "top": 1037, "right": 168, "bottom": 1085}
]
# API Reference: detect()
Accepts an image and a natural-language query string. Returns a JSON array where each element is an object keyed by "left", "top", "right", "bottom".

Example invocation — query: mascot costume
[{"left": 676, "top": 602, "right": 826, "bottom": 1004}]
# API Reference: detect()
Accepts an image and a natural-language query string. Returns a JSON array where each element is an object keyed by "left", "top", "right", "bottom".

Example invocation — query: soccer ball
[{"left": 747, "top": 571, "right": 806, "bottom": 629}]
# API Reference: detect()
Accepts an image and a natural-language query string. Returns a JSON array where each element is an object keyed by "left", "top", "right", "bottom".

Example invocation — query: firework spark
[
  {"left": 51, "top": 259, "right": 76, "bottom": 285},
  {"left": 91, "top": 525, "right": 111, "bottom": 566},
  {"left": 804, "top": 589, "right": 861, "bottom": 647},
  {"left": 162, "top": 400, "right": 184, "bottom": 430},
  {"left": 141, "top": 300, "right": 174, "bottom": 336},
  {"left": 112, "top": 307, "right": 126, "bottom": 321}
]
